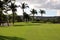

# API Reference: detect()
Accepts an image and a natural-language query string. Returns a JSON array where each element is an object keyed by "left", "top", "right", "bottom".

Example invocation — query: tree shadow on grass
[
  {"left": 14, "top": 25, "right": 25, "bottom": 27},
  {"left": 0, "top": 35, "right": 26, "bottom": 40},
  {"left": 0, "top": 25, "right": 25, "bottom": 27}
]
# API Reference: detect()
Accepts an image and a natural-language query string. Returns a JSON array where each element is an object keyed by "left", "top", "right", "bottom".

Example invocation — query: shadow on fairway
[
  {"left": 0, "top": 35, "right": 26, "bottom": 40},
  {"left": 14, "top": 25, "right": 25, "bottom": 27}
]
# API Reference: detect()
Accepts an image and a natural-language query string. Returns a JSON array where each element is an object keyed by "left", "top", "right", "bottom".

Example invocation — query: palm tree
[
  {"left": 3, "top": 0, "right": 11, "bottom": 26},
  {"left": 30, "top": 9, "right": 37, "bottom": 21},
  {"left": 9, "top": 0, "right": 18, "bottom": 25},
  {"left": 19, "top": 2, "right": 29, "bottom": 20},
  {"left": 0, "top": 0, "right": 12, "bottom": 26},
  {"left": 39, "top": 9, "right": 45, "bottom": 17}
]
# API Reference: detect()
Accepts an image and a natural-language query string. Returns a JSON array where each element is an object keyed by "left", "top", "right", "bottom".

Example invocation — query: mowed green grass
[{"left": 0, "top": 22, "right": 60, "bottom": 40}]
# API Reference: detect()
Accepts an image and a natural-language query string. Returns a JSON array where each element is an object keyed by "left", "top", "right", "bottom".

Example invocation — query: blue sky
[{"left": 44, "top": 10, "right": 57, "bottom": 16}]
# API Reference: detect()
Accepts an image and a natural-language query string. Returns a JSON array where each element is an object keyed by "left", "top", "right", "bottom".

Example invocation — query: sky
[{"left": 8, "top": 0, "right": 60, "bottom": 16}]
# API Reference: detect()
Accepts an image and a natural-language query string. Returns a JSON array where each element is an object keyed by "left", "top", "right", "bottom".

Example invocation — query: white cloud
[
  {"left": 16, "top": 0, "right": 60, "bottom": 9},
  {"left": 16, "top": 0, "right": 60, "bottom": 16}
]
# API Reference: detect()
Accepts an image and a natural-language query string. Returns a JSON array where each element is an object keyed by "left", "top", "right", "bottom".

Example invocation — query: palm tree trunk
[
  {"left": 12, "top": 11, "right": 15, "bottom": 25},
  {"left": 32, "top": 14, "right": 34, "bottom": 21},
  {"left": 23, "top": 9, "right": 24, "bottom": 21},
  {"left": 6, "top": 12, "right": 9, "bottom": 26}
]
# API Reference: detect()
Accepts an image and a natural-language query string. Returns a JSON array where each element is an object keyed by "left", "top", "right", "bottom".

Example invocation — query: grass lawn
[{"left": 0, "top": 22, "right": 60, "bottom": 40}]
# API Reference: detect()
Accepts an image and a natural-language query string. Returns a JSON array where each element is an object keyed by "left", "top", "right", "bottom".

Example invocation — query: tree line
[{"left": 0, "top": 0, "right": 49, "bottom": 26}]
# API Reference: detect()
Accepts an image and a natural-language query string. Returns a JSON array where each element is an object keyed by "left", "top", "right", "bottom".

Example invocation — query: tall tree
[
  {"left": 39, "top": 9, "right": 45, "bottom": 17},
  {"left": 0, "top": 0, "right": 19, "bottom": 26},
  {"left": 30, "top": 9, "right": 37, "bottom": 21},
  {"left": 23, "top": 12, "right": 30, "bottom": 22},
  {"left": 9, "top": 0, "right": 17, "bottom": 25},
  {"left": 3, "top": 0, "right": 11, "bottom": 26},
  {"left": 19, "top": 2, "right": 29, "bottom": 20}
]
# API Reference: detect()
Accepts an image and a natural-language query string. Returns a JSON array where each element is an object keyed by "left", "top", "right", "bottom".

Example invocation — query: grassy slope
[{"left": 0, "top": 22, "right": 60, "bottom": 40}]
